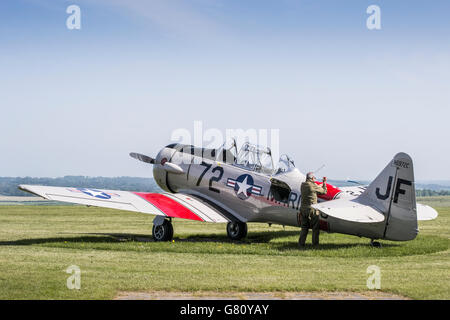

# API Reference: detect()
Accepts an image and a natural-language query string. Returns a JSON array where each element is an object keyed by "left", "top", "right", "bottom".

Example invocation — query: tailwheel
[
  {"left": 152, "top": 219, "right": 174, "bottom": 241},
  {"left": 370, "top": 239, "right": 382, "bottom": 248},
  {"left": 226, "top": 221, "right": 247, "bottom": 240}
]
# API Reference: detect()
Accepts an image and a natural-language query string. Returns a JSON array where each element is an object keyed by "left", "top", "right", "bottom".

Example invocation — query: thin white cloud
[
  {"left": 24, "top": 0, "right": 227, "bottom": 40},
  {"left": 91, "top": 0, "right": 226, "bottom": 41}
]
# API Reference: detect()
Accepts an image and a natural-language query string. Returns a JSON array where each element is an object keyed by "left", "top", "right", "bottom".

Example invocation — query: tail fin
[{"left": 361, "top": 152, "right": 418, "bottom": 240}]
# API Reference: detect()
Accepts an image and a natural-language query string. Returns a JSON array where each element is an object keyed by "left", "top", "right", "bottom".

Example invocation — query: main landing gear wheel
[
  {"left": 152, "top": 219, "right": 174, "bottom": 241},
  {"left": 226, "top": 221, "right": 247, "bottom": 240},
  {"left": 370, "top": 239, "right": 382, "bottom": 248}
]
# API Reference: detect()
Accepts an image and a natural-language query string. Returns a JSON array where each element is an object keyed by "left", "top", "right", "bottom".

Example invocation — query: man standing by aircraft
[{"left": 298, "top": 173, "right": 327, "bottom": 249}]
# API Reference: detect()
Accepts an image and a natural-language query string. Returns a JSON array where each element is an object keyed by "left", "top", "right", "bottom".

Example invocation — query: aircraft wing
[
  {"left": 312, "top": 198, "right": 385, "bottom": 223},
  {"left": 18, "top": 185, "right": 230, "bottom": 223}
]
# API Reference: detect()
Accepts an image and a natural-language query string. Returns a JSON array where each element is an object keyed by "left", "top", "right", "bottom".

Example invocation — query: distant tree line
[
  {"left": 0, "top": 176, "right": 449, "bottom": 197},
  {"left": 416, "top": 189, "right": 450, "bottom": 197},
  {"left": 0, "top": 176, "right": 162, "bottom": 196}
]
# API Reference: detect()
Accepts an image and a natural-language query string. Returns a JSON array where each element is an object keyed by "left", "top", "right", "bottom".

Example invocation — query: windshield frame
[
  {"left": 234, "top": 142, "right": 275, "bottom": 175},
  {"left": 274, "top": 154, "right": 296, "bottom": 175}
]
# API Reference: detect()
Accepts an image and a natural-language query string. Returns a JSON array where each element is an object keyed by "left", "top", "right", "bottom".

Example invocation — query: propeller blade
[
  {"left": 129, "top": 152, "right": 155, "bottom": 164},
  {"left": 130, "top": 152, "right": 184, "bottom": 174}
]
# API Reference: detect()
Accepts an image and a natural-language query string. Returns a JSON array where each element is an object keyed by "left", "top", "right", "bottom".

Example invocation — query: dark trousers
[{"left": 298, "top": 208, "right": 320, "bottom": 246}]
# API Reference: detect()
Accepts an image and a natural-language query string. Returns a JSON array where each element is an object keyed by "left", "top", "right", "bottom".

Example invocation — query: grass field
[{"left": 0, "top": 197, "right": 448, "bottom": 299}]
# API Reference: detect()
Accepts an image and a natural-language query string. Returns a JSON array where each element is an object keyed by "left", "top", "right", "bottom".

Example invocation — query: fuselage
[{"left": 152, "top": 144, "right": 392, "bottom": 241}]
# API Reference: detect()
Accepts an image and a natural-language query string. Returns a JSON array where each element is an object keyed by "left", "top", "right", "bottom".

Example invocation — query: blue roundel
[
  {"left": 78, "top": 188, "right": 111, "bottom": 199},
  {"left": 234, "top": 174, "right": 254, "bottom": 200}
]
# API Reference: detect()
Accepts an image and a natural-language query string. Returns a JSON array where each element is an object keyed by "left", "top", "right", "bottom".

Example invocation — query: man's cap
[{"left": 306, "top": 172, "right": 315, "bottom": 180}]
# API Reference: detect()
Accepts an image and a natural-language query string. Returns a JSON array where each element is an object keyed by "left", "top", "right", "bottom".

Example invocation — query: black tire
[
  {"left": 370, "top": 240, "right": 382, "bottom": 248},
  {"left": 152, "top": 220, "right": 174, "bottom": 241},
  {"left": 226, "top": 221, "right": 247, "bottom": 240}
]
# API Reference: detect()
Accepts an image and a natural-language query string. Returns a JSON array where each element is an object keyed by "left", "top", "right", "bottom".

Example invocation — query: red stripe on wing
[{"left": 133, "top": 193, "right": 203, "bottom": 221}]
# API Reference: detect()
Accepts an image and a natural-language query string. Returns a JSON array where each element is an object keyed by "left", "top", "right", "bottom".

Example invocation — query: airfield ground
[{"left": 0, "top": 197, "right": 448, "bottom": 299}]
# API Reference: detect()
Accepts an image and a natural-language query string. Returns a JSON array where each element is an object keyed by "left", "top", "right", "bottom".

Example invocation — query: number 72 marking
[{"left": 196, "top": 162, "right": 224, "bottom": 193}]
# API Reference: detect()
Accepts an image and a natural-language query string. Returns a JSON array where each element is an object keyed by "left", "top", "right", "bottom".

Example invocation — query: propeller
[
  {"left": 129, "top": 152, "right": 184, "bottom": 174},
  {"left": 129, "top": 152, "right": 155, "bottom": 164}
]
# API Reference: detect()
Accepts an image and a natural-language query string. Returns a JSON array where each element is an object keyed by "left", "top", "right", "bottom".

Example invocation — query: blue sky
[{"left": 0, "top": 0, "right": 449, "bottom": 180}]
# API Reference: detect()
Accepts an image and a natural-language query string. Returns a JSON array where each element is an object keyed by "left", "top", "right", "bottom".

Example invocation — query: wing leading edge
[{"left": 18, "top": 185, "right": 230, "bottom": 223}]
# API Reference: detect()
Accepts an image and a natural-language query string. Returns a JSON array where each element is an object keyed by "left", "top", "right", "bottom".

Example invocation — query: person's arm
[{"left": 313, "top": 177, "right": 327, "bottom": 194}]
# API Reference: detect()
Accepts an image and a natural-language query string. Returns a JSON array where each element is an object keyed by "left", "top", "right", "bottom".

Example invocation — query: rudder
[{"left": 360, "top": 152, "right": 418, "bottom": 240}]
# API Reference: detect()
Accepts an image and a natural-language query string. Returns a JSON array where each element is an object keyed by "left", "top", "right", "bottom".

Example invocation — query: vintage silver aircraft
[{"left": 19, "top": 140, "right": 438, "bottom": 246}]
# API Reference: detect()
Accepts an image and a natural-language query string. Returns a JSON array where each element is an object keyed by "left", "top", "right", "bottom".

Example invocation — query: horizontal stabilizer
[
  {"left": 312, "top": 198, "right": 385, "bottom": 223},
  {"left": 416, "top": 203, "right": 438, "bottom": 221}
]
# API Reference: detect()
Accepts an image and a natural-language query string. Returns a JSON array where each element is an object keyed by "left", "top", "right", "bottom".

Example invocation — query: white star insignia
[
  {"left": 85, "top": 189, "right": 106, "bottom": 197},
  {"left": 236, "top": 176, "right": 251, "bottom": 196}
]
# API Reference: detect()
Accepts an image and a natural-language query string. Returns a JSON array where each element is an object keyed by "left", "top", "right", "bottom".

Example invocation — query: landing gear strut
[
  {"left": 152, "top": 217, "right": 174, "bottom": 241},
  {"left": 226, "top": 221, "right": 247, "bottom": 240},
  {"left": 370, "top": 239, "right": 382, "bottom": 248}
]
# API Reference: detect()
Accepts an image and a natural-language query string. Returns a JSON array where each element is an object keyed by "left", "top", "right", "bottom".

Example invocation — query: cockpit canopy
[
  {"left": 226, "top": 141, "right": 296, "bottom": 176},
  {"left": 166, "top": 139, "right": 296, "bottom": 176},
  {"left": 235, "top": 142, "right": 275, "bottom": 175}
]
